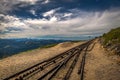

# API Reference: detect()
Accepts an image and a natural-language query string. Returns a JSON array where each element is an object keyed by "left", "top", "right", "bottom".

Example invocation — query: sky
[{"left": 0, "top": 0, "right": 120, "bottom": 40}]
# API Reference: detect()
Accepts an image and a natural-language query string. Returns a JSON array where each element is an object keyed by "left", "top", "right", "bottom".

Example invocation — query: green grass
[
  {"left": 17, "top": 43, "right": 58, "bottom": 53},
  {"left": 40, "top": 43, "right": 58, "bottom": 48},
  {"left": 70, "top": 40, "right": 86, "bottom": 43},
  {"left": 24, "top": 43, "right": 58, "bottom": 52},
  {"left": 102, "top": 27, "right": 120, "bottom": 45}
]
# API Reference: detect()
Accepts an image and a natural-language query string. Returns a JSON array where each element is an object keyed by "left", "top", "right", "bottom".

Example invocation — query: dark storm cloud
[
  {"left": 10, "top": 0, "right": 120, "bottom": 18},
  {"left": 0, "top": 27, "right": 25, "bottom": 35},
  {"left": 1, "top": 0, "right": 120, "bottom": 18},
  {"left": 6, "top": 27, "right": 24, "bottom": 31}
]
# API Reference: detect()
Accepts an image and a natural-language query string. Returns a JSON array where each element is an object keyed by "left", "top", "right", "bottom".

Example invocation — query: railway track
[{"left": 4, "top": 40, "right": 94, "bottom": 80}]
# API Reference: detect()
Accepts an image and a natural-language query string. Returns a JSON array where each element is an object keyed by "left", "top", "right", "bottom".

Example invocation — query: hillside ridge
[{"left": 101, "top": 27, "right": 120, "bottom": 55}]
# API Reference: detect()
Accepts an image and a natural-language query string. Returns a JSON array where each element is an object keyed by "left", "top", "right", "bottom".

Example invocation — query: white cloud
[
  {"left": 43, "top": 9, "right": 56, "bottom": 17},
  {"left": 0, "top": 0, "right": 39, "bottom": 14},
  {"left": 0, "top": 8, "right": 120, "bottom": 38},
  {"left": 43, "top": 8, "right": 61, "bottom": 17},
  {"left": 30, "top": 9, "right": 37, "bottom": 16},
  {"left": 50, "top": 16, "right": 58, "bottom": 22},
  {"left": 63, "top": 13, "right": 72, "bottom": 17},
  {"left": 0, "top": 14, "right": 29, "bottom": 31},
  {"left": 18, "top": 0, "right": 38, "bottom": 4},
  {"left": 41, "top": 0, "right": 50, "bottom": 4}
]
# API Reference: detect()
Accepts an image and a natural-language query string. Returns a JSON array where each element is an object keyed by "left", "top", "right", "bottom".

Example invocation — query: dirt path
[{"left": 85, "top": 39, "right": 120, "bottom": 80}]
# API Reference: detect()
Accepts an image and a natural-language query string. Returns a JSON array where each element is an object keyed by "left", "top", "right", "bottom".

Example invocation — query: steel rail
[{"left": 3, "top": 42, "right": 83, "bottom": 80}]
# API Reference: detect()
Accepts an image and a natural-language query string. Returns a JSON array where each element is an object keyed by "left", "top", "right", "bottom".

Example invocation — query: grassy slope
[
  {"left": 40, "top": 43, "right": 58, "bottom": 48},
  {"left": 102, "top": 27, "right": 120, "bottom": 45},
  {"left": 102, "top": 27, "right": 120, "bottom": 55}
]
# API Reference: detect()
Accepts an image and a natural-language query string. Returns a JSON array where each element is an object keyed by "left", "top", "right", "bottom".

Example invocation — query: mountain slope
[
  {"left": 102, "top": 27, "right": 120, "bottom": 55},
  {"left": 0, "top": 39, "right": 67, "bottom": 58},
  {"left": 102, "top": 27, "right": 120, "bottom": 45}
]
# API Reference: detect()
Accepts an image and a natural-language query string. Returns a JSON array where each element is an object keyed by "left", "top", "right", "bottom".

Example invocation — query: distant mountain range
[{"left": 0, "top": 38, "right": 68, "bottom": 59}]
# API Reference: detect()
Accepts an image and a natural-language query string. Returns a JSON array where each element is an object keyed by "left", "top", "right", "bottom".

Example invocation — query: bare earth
[
  {"left": 0, "top": 40, "right": 120, "bottom": 80},
  {"left": 0, "top": 42, "right": 83, "bottom": 79},
  {"left": 85, "top": 39, "right": 120, "bottom": 80}
]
